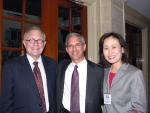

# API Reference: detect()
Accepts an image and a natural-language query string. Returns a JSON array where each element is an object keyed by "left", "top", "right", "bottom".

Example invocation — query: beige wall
[{"left": 84, "top": 0, "right": 125, "bottom": 63}]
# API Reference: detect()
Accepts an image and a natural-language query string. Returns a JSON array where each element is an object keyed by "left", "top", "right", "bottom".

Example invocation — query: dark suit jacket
[
  {"left": 0, "top": 55, "right": 57, "bottom": 113},
  {"left": 57, "top": 59, "right": 104, "bottom": 113}
]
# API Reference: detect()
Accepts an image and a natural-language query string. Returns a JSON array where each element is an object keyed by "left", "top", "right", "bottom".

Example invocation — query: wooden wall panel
[
  {"left": 81, "top": 5, "right": 88, "bottom": 56},
  {"left": 41, "top": 0, "right": 58, "bottom": 61}
]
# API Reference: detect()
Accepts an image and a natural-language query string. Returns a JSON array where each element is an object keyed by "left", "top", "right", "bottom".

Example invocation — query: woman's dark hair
[{"left": 99, "top": 32, "right": 129, "bottom": 67}]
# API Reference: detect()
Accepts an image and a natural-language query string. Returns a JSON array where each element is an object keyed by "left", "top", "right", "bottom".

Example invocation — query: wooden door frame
[
  {"left": 41, "top": 0, "right": 58, "bottom": 61},
  {"left": 41, "top": 0, "right": 87, "bottom": 61}
]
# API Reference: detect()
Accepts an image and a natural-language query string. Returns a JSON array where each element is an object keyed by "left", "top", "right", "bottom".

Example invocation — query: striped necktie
[
  {"left": 33, "top": 61, "right": 46, "bottom": 113},
  {"left": 70, "top": 65, "right": 80, "bottom": 113}
]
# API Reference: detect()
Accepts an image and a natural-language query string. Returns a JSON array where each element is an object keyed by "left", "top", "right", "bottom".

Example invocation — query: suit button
[{"left": 39, "top": 103, "right": 42, "bottom": 107}]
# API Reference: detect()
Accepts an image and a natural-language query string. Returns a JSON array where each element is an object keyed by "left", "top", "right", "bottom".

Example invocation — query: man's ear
[
  {"left": 83, "top": 44, "right": 86, "bottom": 51},
  {"left": 44, "top": 41, "right": 46, "bottom": 46},
  {"left": 66, "top": 47, "right": 68, "bottom": 53},
  {"left": 22, "top": 40, "right": 26, "bottom": 47}
]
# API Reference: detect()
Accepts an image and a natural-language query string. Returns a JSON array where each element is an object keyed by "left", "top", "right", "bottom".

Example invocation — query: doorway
[
  {"left": 125, "top": 23, "right": 142, "bottom": 70},
  {"left": 126, "top": 23, "right": 149, "bottom": 113}
]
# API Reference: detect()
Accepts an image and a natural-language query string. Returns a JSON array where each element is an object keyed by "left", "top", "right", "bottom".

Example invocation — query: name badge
[{"left": 104, "top": 94, "right": 111, "bottom": 104}]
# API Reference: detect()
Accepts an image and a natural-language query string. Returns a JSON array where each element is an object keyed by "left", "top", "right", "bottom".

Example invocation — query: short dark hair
[{"left": 99, "top": 32, "right": 129, "bottom": 67}]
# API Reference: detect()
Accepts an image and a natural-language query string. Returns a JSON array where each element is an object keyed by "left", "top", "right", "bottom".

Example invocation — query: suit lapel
[
  {"left": 112, "top": 63, "right": 128, "bottom": 87},
  {"left": 104, "top": 68, "right": 110, "bottom": 92},
  {"left": 41, "top": 57, "right": 53, "bottom": 95},
  {"left": 41, "top": 57, "right": 51, "bottom": 86},
  {"left": 85, "top": 61, "right": 94, "bottom": 112},
  {"left": 22, "top": 55, "right": 41, "bottom": 101}
]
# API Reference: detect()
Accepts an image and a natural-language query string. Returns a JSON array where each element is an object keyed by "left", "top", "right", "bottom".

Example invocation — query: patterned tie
[
  {"left": 70, "top": 65, "right": 80, "bottom": 113},
  {"left": 33, "top": 61, "right": 46, "bottom": 113}
]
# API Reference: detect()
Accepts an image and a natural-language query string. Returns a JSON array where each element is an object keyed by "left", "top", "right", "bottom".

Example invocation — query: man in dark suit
[
  {"left": 57, "top": 33, "right": 104, "bottom": 113},
  {"left": 0, "top": 26, "right": 57, "bottom": 113}
]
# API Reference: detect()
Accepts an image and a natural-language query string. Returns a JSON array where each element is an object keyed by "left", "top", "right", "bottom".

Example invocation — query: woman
[{"left": 99, "top": 32, "right": 147, "bottom": 113}]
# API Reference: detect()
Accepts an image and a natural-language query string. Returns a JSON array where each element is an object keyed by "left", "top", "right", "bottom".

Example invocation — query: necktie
[
  {"left": 70, "top": 65, "right": 80, "bottom": 113},
  {"left": 33, "top": 61, "right": 46, "bottom": 113}
]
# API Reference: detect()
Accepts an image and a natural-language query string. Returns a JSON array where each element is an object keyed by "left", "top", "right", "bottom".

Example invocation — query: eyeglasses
[
  {"left": 66, "top": 43, "right": 83, "bottom": 49},
  {"left": 25, "top": 39, "right": 45, "bottom": 44}
]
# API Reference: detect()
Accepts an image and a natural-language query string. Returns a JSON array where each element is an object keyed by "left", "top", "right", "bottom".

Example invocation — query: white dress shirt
[
  {"left": 62, "top": 58, "right": 87, "bottom": 113},
  {"left": 26, "top": 54, "right": 49, "bottom": 112}
]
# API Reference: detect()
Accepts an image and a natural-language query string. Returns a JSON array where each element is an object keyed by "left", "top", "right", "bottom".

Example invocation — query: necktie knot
[
  {"left": 75, "top": 65, "right": 78, "bottom": 69},
  {"left": 33, "top": 61, "right": 38, "bottom": 66},
  {"left": 74, "top": 65, "right": 78, "bottom": 72}
]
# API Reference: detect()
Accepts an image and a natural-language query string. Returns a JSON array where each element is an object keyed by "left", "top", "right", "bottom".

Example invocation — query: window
[
  {"left": 58, "top": 1, "right": 87, "bottom": 62},
  {"left": 2, "top": 0, "right": 41, "bottom": 62}
]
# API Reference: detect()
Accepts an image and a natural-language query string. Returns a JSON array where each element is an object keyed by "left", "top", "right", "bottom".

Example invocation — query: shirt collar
[
  {"left": 71, "top": 58, "right": 87, "bottom": 68},
  {"left": 26, "top": 54, "right": 42, "bottom": 65}
]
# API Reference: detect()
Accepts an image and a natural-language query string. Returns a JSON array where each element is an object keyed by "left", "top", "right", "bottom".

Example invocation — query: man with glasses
[
  {"left": 0, "top": 26, "right": 57, "bottom": 113},
  {"left": 57, "top": 33, "right": 104, "bottom": 113}
]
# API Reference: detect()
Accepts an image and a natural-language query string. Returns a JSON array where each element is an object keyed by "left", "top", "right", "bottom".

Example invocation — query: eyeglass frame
[
  {"left": 25, "top": 39, "right": 45, "bottom": 44},
  {"left": 66, "top": 43, "right": 84, "bottom": 49}
]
